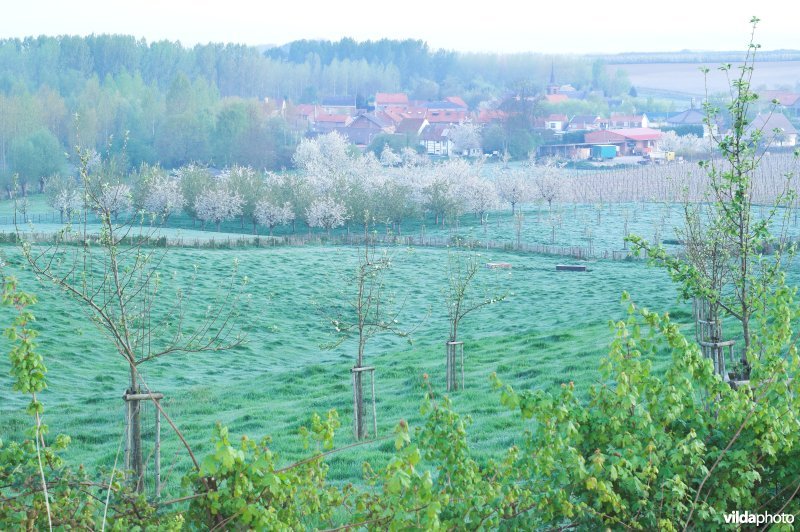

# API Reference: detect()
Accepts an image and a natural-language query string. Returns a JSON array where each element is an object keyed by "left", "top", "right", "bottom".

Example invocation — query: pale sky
[{"left": 2, "top": 0, "right": 796, "bottom": 54}]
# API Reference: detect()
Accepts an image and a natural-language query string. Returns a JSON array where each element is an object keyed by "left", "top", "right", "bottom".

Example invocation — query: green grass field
[{"left": 0, "top": 242, "right": 692, "bottom": 496}]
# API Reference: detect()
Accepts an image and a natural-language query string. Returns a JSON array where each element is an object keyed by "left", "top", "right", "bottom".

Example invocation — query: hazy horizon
[{"left": 2, "top": 1, "right": 796, "bottom": 55}]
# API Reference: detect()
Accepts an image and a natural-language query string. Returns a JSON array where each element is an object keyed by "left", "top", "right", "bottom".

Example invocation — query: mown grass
[{"left": 0, "top": 243, "right": 690, "bottom": 495}]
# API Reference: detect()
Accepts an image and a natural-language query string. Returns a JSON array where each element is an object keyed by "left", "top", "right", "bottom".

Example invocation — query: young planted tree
[
  {"left": 325, "top": 220, "right": 414, "bottom": 440},
  {"left": 629, "top": 17, "right": 798, "bottom": 377},
  {"left": 443, "top": 247, "right": 506, "bottom": 391},
  {"left": 17, "top": 145, "right": 244, "bottom": 493}
]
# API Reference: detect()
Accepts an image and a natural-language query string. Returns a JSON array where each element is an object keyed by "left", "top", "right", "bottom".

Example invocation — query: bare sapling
[
  {"left": 17, "top": 141, "right": 246, "bottom": 493},
  {"left": 443, "top": 246, "right": 507, "bottom": 391}
]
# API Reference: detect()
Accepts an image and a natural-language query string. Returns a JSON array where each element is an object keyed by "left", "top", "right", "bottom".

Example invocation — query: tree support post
[
  {"left": 123, "top": 391, "right": 164, "bottom": 496},
  {"left": 351, "top": 366, "right": 377, "bottom": 441},
  {"left": 446, "top": 341, "right": 465, "bottom": 392}
]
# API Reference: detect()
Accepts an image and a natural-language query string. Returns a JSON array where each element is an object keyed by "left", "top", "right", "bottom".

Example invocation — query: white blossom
[
  {"left": 96, "top": 183, "right": 132, "bottom": 219},
  {"left": 496, "top": 170, "right": 533, "bottom": 213},
  {"left": 144, "top": 177, "right": 185, "bottom": 220},
  {"left": 380, "top": 145, "right": 402, "bottom": 167},
  {"left": 448, "top": 120, "right": 482, "bottom": 155},
  {"left": 458, "top": 175, "right": 498, "bottom": 224},
  {"left": 254, "top": 200, "right": 295, "bottom": 234},
  {"left": 306, "top": 197, "right": 348, "bottom": 236},
  {"left": 194, "top": 186, "right": 243, "bottom": 231},
  {"left": 45, "top": 175, "right": 82, "bottom": 222}
]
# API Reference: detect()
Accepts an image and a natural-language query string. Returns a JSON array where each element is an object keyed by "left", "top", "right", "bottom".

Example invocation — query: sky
[{"left": 2, "top": 0, "right": 796, "bottom": 54}]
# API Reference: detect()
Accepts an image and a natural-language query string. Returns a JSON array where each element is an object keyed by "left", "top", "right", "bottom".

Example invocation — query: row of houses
[
  {"left": 287, "top": 93, "right": 471, "bottom": 154},
  {"left": 539, "top": 112, "right": 798, "bottom": 160},
  {"left": 275, "top": 85, "right": 800, "bottom": 158}
]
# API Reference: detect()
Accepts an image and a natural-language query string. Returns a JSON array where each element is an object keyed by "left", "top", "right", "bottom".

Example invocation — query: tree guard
[
  {"left": 693, "top": 297, "right": 736, "bottom": 381},
  {"left": 351, "top": 366, "right": 377, "bottom": 441},
  {"left": 123, "top": 390, "right": 163, "bottom": 498}
]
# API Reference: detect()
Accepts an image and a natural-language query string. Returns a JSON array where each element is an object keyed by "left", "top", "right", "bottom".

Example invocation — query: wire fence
[{"left": 1, "top": 227, "right": 638, "bottom": 261}]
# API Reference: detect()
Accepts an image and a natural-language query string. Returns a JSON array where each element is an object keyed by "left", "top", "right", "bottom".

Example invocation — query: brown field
[{"left": 609, "top": 61, "right": 800, "bottom": 96}]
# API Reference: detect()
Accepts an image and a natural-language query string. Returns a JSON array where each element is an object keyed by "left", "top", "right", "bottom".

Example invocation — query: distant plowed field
[{"left": 609, "top": 61, "right": 800, "bottom": 95}]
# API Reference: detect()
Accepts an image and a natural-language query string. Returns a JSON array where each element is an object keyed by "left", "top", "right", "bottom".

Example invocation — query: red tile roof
[
  {"left": 425, "top": 110, "right": 467, "bottom": 123},
  {"left": 545, "top": 94, "right": 569, "bottom": 104},
  {"left": 294, "top": 104, "right": 316, "bottom": 117},
  {"left": 760, "top": 91, "right": 800, "bottom": 107},
  {"left": 315, "top": 113, "right": 351, "bottom": 124},
  {"left": 445, "top": 96, "right": 468, "bottom": 109},
  {"left": 375, "top": 92, "right": 409, "bottom": 105},
  {"left": 584, "top": 128, "right": 662, "bottom": 143},
  {"left": 476, "top": 109, "right": 507, "bottom": 123},
  {"left": 396, "top": 118, "right": 428, "bottom": 134}
]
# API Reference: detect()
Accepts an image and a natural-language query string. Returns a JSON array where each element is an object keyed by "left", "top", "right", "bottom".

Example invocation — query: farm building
[{"left": 584, "top": 127, "right": 662, "bottom": 155}]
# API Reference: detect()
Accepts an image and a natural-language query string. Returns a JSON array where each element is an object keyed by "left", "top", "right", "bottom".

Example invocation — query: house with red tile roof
[
  {"left": 760, "top": 90, "right": 800, "bottom": 117},
  {"left": 608, "top": 113, "right": 649, "bottom": 129},
  {"left": 542, "top": 114, "right": 569, "bottom": 132},
  {"left": 349, "top": 113, "right": 395, "bottom": 133},
  {"left": 584, "top": 127, "right": 662, "bottom": 155},
  {"left": 375, "top": 92, "right": 409, "bottom": 111},
  {"left": 420, "top": 124, "right": 453, "bottom": 156},
  {"left": 423, "top": 101, "right": 467, "bottom": 124},
  {"left": 569, "top": 115, "right": 602, "bottom": 131},
  {"left": 396, "top": 117, "right": 429, "bottom": 136},
  {"left": 313, "top": 113, "right": 353, "bottom": 132}
]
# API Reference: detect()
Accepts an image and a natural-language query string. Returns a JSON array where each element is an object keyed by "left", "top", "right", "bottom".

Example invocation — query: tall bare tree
[{"left": 17, "top": 144, "right": 245, "bottom": 491}]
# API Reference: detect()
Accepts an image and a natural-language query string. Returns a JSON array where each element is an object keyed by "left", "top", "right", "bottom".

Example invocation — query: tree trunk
[
  {"left": 127, "top": 366, "right": 144, "bottom": 493},
  {"left": 353, "top": 370, "right": 365, "bottom": 440}
]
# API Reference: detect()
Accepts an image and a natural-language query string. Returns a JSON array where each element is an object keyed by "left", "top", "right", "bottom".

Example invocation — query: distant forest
[{"left": 0, "top": 34, "right": 711, "bottom": 183}]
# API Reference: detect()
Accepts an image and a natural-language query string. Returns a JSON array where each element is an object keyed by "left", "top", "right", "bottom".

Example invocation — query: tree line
[
  {"left": 0, "top": 34, "right": 637, "bottom": 187},
  {"left": 43, "top": 131, "right": 563, "bottom": 237}
]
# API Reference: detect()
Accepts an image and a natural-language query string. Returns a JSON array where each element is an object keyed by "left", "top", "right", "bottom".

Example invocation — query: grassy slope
[{"left": 0, "top": 243, "right": 689, "bottom": 494}]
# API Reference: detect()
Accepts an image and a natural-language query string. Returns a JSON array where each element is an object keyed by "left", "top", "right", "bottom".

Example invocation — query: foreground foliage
[{"left": 4, "top": 274, "right": 800, "bottom": 529}]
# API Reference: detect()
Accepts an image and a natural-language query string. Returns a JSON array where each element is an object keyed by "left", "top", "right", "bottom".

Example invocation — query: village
[{"left": 274, "top": 65, "right": 800, "bottom": 166}]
